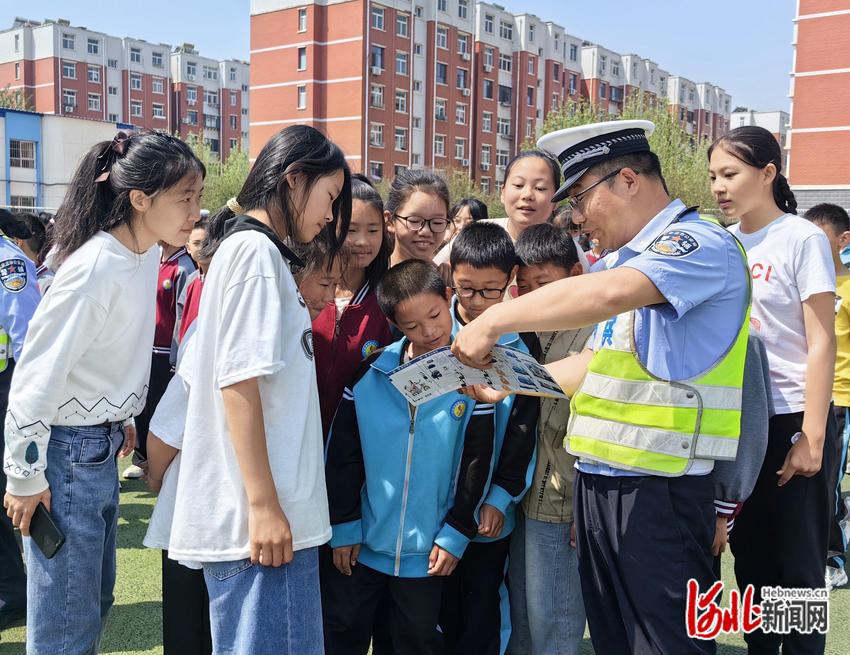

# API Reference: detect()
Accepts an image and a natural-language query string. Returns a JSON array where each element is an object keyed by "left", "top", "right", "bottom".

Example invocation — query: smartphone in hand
[{"left": 30, "top": 502, "right": 65, "bottom": 559}]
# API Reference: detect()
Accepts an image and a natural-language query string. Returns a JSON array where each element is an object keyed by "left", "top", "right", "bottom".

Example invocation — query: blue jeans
[
  {"left": 507, "top": 513, "right": 585, "bottom": 655},
  {"left": 24, "top": 423, "right": 124, "bottom": 655},
  {"left": 203, "top": 547, "right": 324, "bottom": 655}
]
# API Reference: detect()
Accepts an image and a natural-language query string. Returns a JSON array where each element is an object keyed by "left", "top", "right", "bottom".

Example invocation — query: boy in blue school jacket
[
  {"left": 441, "top": 222, "right": 540, "bottom": 655},
  {"left": 323, "top": 260, "right": 495, "bottom": 655}
]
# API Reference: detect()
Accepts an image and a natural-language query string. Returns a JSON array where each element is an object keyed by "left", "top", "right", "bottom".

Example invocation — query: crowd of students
[{"left": 0, "top": 119, "right": 846, "bottom": 655}]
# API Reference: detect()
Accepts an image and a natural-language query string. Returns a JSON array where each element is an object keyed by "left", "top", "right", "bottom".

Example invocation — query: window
[
  {"left": 88, "top": 38, "right": 99, "bottom": 54},
  {"left": 370, "top": 123, "right": 384, "bottom": 147},
  {"left": 14, "top": 63, "right": 19, "bottom": 80},
  {"left": 500, "top": 21, "right": 513, "bottom": 40},
  {"left": 650, "top": 69, "right": 656, "bottom": 84},
  {"left": 413, "top": 117, "right": 422, "bottom": 129},
  {"left": 499, "top": 54, "right": 512, "bottom": 72},
  {"left": 108, "top": 113, "right": 118, "bottom": 122},
  {"left": 610, "top": 86, "right": 622, "bottom": 102},
  {"left": 297, "top": 47, "right": 307, "bottom": 70},
  {"left": 152, "top": 77, "right": 164, "bottom": 94},
  {"left": 484, "top": 47, "right": 494, "bottom": 68},
  {"left": 229, "top": 115, "right": 237, "bottom": 129},
  {"left": 455, "top": 138, "right": 466, "bottom": 160},
  {"left": 204, "top": 90, "right": 218, "bottom": 105},
  {"left": 394, "top": 127, "right": 408, "bottom": 151},
  {"left": 62, "top": 61, "right": 76, "bottom": 79},
  {"left": 394, "top": 164, "right": 407, "bottom": 176},
  {"left": 205, "top": 114, "right": 219, "bottom": 129},
  {"left": 87, "top": 93, "right": 101, "bottom": 111},
  {"left": 371, "top": 6, "right": 384, "bottom": 30},
  {"left": 436, "top": 27, "right": 447, "bottom": 49},
  {"left": 396, "top": 14, "right": 409, "bottom": 37},
  {"left": 187, "top": 110, "right": 198, "bottom": 125},
  {"left": 152, "top": 51, "right": 163, "bottom": 68},
  {"left": 612, "top": 62, "right": 619, "bottom": 77},
  {"left": 551, "top": 93, "right": 558, "bottom": 110},
  {"left": 10, "top": 196, "right": 36, "bottom": 212},
  {"left": 131, "top": 100, "right": 142, "bottom": 117},
  {"left": 396, "top": 52, "right": 408, "bottom": 75},
  {"left": 436, "top": 62, "right": 447, "bottom": 85},
  {"left": 130, "top": 47, "right": 142, "bottom": 64},
  {"left": 553, "top": 63, "right": 560, "bottom": 81},
  {"left": 130, "top": 73, "right": 142, "bottom": 90},
  {"left": 569, "top": 44, "right": 578, "bottom": 61},
  {"left": 484, "top": 14, "right": 494, "bottom": 33},
  {"left": 455, "top": 103, "right": 466, "bottom": 124},
  {"left": 370, "top": 45, "right": 384, "bottom": 70},
  {"left": 435, "top": 98, "right": 447, "bottom": 120},
  {"left": 14, "top": 34, "right": 19, "bottom": 53},
  {"left": 415, "top": 5, "right": 423, "bottom": 17},
  {"left": 458, "top": 0, "right": 468, "bottom": 18},
  {"left": 153, "top": 103, "right": 165, "bottom": 118},
  {"left": 62, "top": 33, "right": 75, "bottom": 50},
  {"left": 395, "top": 89, "right": 407, "bottom": 113},
  {"left": 600, "top": 55, "right": 607, "bottom": 74},
  {"left": 497, "top": 149, "right": 509, "bottom": 167},
  {"left": 481, "top": 145, "right": 491, "bottom": 166},
  {"left": 241, "top": 108, "right": 248, "bottom": 115},
  {"left": 481, "top": 178, "right": 490, "bottom": 194},
  {"left": 498, "top": 85, "right": 511, "bottom": 105},
  {"left": 437, "top": 0, "right": 447, "bottom": 11},
  {"left": 569, "top": 74, "right": 577, "bottom": 95},
  {"left": 187, "top": 86, "right": 197, "bottom": 104},
  {"left": 482, "top": 112, "right": 492, "bottom": 132},
  {"left": 483, "top": 79, "right": 493, "bottom": 99},
  {"left": 369, "top": 161, "right": 384, "bottom": 180},
  {"left": 528, "top": 57, "right": 534, "bottom": 75},
  {"left": 414, "top": 43, "right": 423, "bottom": 56},
  {"left": 108, "top": 58, "right": 118, "bottom": 68},
  {"left": 434, "top": 135, "right": 446, "bottom": 157},
  {"left": 497, "top": 117, "right": 511, "bottom": 136},
  {"left": 688, "top": 88, "right": 695, "bottom": 102},
  {"left": 9, "top": 140, "right": 35, "bottom": 168},
  {"left": 526, "top": 86, "right": 534, "bottom": 106},
  {"left": 88, "top": 65, "right": 100, "bottom": 83},
  {"left": 206, "top": 139, "right": 220, "bottom": 153},
  {"left": 297, "top": 84, "right": 307, "bottom": 109},
  {"left": 242, "top": 83, "right": 248, "bottom": 92},
  {"left": 554, "top": 35, "right": 560, "bottom": 53},
  {"left": 371, "top": 84, "right": 384, "bottom": 108},
  {"left": 456, "top": 68, "right": 467, "bottom": 89},
  {"left": 62, "top": 89, "right": 76, "bottom": 107},
  {"left": 187, "top": 61, "right": 197, "bottom": 78},
  {"left": 458, "top": 34, "right": 469, "bottom": 54},
  {"left": 230, "top": 138, "right": 239, "bottom": 149},
  {"left": 529, "top": 25, "right": 535, "bottom": 42},
  {"left": 414, "top": 80, "right": 422, "bottom": 93},
  {"left": 298, "top": 7, "right": 308, "bottom": 32},
  {"left": 599, "top": 82, "right": 607, "bottom": 99}
]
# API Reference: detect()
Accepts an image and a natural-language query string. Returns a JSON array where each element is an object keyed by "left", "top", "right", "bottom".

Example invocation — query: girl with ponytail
[
  {"left": 3, "top": 130, "right": 204, "bottom": 653},
  {"left": 709, "top": 126, "right": 837, "bottom": 653},
  {"left": 168, "top": 125, "right": 350, "bottom": 655}
]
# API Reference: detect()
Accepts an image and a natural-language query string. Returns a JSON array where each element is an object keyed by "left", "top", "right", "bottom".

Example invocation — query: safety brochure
[{"left": 388, "top": 345, "right": 567, "bottom": 407}]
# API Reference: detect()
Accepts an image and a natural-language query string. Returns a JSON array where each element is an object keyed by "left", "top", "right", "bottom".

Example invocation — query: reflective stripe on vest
[
  {"left": 565, "top": 215, "right": 750, "bottom": 477},
  {"left": 0, "top": 326, "right": 8, "bottom": 373}
]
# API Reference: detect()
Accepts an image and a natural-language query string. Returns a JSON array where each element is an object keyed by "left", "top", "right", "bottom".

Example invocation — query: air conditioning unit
[
  {"left": 461, "top": 158, "right": 469, "bottom": 167},
  {"left": 63, "top": 104, "right": 74, "bottom": 112},
  {"left": 371, "top": 66, "right": 382, "bottom": 75},
  {"left": 461, "top": 52, "right": 471, "bottom": 61},
  {"left": 480, "top": 162, "right": 490, "bottom": 171},
  {"left": 187, "top": 74, "right": 196, "bottom": 81},
  {"left": 483, "top": 64, "right": 493, "bottom": 72},
  {"left": 182, "top": 117, "right": 191, "bottom": 124},
  {"left": 462, "top": 88, "right": 470, "bottom": 97}
]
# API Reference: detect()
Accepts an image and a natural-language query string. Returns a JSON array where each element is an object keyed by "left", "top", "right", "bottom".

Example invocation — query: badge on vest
[
  {"left": 361, "top": 339, "right": 379, "bottom": 359},
  {"left": 0, "top": 259, "right": 27, "bottom": 292},
  {"left": 649, "top": 231, "right": 700, "bottom": 258},
  {"left": 450, "top": 400, "right": 467, "bottom": 420}
]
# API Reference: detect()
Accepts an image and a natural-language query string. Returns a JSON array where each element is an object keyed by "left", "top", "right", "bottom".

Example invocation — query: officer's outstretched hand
[
  {"left": 776, "top": 431, "right": 823, "bottom": 486},
  {"left": 453, "top": 314, "right": 499, "bottom": 369}
]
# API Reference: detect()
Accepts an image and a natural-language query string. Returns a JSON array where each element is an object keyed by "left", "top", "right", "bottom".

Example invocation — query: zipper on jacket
[{"left": 394, "top": 403, "right": 416, "bottom": 576}]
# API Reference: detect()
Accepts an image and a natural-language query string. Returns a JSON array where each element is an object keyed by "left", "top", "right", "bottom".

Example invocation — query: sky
[{"left": 4, "top": 0, "right": 795, "bottom": 112}]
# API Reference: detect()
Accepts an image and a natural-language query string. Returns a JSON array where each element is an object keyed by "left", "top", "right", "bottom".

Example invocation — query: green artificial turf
[{"left": 1, "top": 460, "right": 849, "bottom": 654}]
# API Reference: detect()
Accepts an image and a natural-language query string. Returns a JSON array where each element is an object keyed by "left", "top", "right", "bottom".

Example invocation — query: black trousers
[
  {"left": 730, "top": 411, "right": 837, "bottom": 655},
  {"left": 133, "top": 352, "right": 174, "bottom": 462},
  {"left": 575, "top": 471, "right": 716, "bottom": 655},
  {"left": 161, "top": 550, "right": 212, "bottom": 655},
  {"left": 320, "top": 546, "right": 444, "bottom": 655},
  {"left": 0, "top": 360, "right": 26, "bottom": 620},
  {"left": 440, "top": 537, "right": 510, "bottom": 655},
  {"left": 827, "top": 406, "right": 848, "bottom": 569}
]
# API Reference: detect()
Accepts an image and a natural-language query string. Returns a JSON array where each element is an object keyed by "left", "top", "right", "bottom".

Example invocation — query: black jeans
[
  {"left": 133, "top": 352, "right": 173, "bottom": 463},
  {"left": 161, "top": 550, "right": 212, "bottom": 655}
]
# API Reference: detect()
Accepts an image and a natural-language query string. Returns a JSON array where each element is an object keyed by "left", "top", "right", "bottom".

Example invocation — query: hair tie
[
  {"left": 226, "top": 197, "right": 245, "bottom": 214},
  {"left": 94, "top": 132, "right": 131, "bottom": 183}
]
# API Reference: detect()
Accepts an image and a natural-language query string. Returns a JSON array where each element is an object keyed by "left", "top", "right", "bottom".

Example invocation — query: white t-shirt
[
  {"left": 4, "top": 231, "right": 157, "bottom": 496},
  {"left": 168, "top": 230, "right": 331, "bottom": 563},
  {"left": 730, "top": 214, "right": 836, "bottom": 413}
]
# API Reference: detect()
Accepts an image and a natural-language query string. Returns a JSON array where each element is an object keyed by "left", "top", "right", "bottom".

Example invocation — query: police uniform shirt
[
  {"left": 0, "top": 237, "right": 40, "bottom": 361},
  {"left": 580, "top": 199, "right": 750, "bottom": 477}
]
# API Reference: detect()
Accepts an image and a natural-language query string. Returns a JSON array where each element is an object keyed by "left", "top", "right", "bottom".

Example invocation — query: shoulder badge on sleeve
[
  {"left": 648, "top": 230, "right": 700, "bottom": 258},
  {"left": 0, "top": 259, "right": 28, "bottom": 292}
]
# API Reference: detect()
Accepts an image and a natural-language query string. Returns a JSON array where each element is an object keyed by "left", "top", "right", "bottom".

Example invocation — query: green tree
[
  {"left": 185, "top": 134, "right": 250, "bottom": 211},
  {"left": 0, "top": 85, "right": 32, "bottom": 111},
  {"left": 535, "top": 91, "right": 718, "bottom": 210}
]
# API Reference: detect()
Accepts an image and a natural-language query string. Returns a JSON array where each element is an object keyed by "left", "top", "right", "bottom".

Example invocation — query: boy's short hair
[
  {"left": 804, "top": 203, "right": 850, "bottom": 234},
  {"left": 515, "top": 223, "right": 579, "bottom": 272},
  {"left": 377, "top": 260, "right": 446, "bottom": 322},
  {"left": 450, "top": 222, "right": 517, "bottom": 276}
]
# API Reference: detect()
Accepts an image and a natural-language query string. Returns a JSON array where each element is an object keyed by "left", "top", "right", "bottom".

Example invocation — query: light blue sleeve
[
  {"left": 0, "top": 254, "right": 40, "bottom": 360},
  {"left": 621, "top": 223, "right": 733, "bottom": 322}
]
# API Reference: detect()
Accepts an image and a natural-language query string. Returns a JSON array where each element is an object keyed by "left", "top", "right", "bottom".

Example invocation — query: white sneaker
[
  {"left": 826, "top": 566, "right": 848, "bottom": 591},
  {"left": 123, "top": 464, "right": 144, "bottom": 480}
]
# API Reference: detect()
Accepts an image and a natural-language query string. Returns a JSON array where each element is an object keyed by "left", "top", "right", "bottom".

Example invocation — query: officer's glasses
[
  {"left": 565, "top": 168, "right": 623, "bottom": 213},
  {"left": 394, "top": 214, "right": 451, "bottom": 234}
]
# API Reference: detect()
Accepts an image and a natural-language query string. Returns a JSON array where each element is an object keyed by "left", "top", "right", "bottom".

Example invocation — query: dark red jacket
[{"left": 312, "top": 282, "right": 394, "bottom": 437}]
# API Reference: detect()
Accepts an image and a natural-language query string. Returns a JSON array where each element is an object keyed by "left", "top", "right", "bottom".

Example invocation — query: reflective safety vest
[
  {"left": 0, "top": 325, "right": 8, "bottom": 373},
  {"left": 565, "top": 217, "right": 751, "bottom": 477}
]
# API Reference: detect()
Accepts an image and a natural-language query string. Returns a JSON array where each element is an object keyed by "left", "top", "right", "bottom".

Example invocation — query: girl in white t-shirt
[
  {"left": 2, "top": 131, "right": 204, "bottom": 653},
  {"left": 709, "top": 126, "right": 837, "bottom": 653},
  {"left": 168, "top": 125, "right": 350, "bottom": 655}
]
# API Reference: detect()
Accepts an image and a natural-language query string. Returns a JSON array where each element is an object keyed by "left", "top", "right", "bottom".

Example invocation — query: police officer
[
  {"left": 453, "top": 120, "right": 751, "bottom": 653},
  {"left": 0, "top": 208, "right": 40, "bottom": 629}
]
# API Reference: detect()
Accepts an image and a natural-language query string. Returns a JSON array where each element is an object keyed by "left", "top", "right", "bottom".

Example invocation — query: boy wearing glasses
[{"left": 440, "top": 222, "right": 540, "bottom": 654}]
